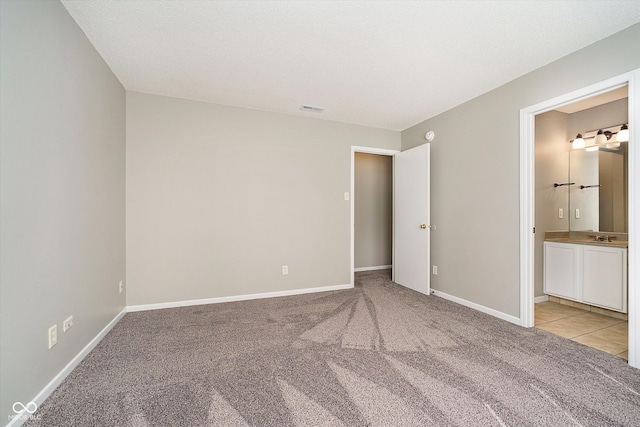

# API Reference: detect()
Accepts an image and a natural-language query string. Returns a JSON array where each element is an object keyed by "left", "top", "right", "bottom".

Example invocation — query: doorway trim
[
  {"left": 519, "top": 68, "right": 639, "bottom": 368},
  {"left": 350, "top": 146, "right": 400, "bottom": 287}
]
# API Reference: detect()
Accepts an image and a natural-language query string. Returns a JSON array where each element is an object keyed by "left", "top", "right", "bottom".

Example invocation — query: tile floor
[{"left": 535, "top": 301, "right": 628, "bottom": 360}]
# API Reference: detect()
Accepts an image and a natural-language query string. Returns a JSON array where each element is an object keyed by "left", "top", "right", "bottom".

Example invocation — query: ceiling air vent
[{"left": 299, "top": 105, "right": 325, "bottom": 113}]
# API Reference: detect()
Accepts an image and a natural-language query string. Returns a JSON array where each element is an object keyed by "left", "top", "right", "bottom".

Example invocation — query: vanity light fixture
[
  {"left": 594, "top": 129, "right": 607, "bottom": 145},
  {"left": 617, "top": 124, "right": 629, "bottom": 142},
  {"left": 571, "top": 134, "right": 585, "bottom": 149},
  {"left": 569, "top": 123, "right": 629, "bottom": 150}
]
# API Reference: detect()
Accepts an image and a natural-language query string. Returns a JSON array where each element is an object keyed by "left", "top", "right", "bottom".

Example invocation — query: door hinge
[{"left": 533, "top": 227, "right": 536, "bottom": 234}]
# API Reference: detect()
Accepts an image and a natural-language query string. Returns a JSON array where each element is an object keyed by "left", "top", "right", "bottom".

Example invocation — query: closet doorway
[
  {"left": 350, "top": 146, "right": 398, "bottom": 286},
  {"left": 354, "top": 152, "right": 393, "bottom": 273}
]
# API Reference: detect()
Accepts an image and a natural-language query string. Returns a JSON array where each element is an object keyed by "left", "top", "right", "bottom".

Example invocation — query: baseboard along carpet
[{"left": 26, "top": 270, "right": 640, "bottom": 426}]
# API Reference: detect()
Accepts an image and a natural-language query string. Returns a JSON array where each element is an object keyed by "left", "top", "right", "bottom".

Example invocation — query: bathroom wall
[
  {"left": 567, "top": 98, "right": 628, "bottom": 137},
  {"left": 534, "top": 111, "right": 570, "bottom": 297}
]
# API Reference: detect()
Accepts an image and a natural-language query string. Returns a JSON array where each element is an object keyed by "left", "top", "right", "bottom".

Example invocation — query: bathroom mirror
[{"left": 569, "top": 143, "right": 628, "bottom": 232}]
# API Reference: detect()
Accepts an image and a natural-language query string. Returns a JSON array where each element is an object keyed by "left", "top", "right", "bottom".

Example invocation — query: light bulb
[
  {"left": 572, "top": 133, "right": 585, "bottom": 149},
  {"left": 594, "top": 130, "right": 607, "bottom": 145},
  {"left": 616, "top": 124, "right": 629, "bottom": 142}
]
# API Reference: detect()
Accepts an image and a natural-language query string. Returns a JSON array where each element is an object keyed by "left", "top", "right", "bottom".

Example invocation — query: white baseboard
[
  {"left": 127, "top": 283, "right": 354, "bottom": 312},
  {"left": 534, "top": 295, "right": 549, "bottom": 303},
  {"left": 6, "top": 308, "right": 126, "bottom": 427},
  {"left": 354, "top": 265, "right": 392, "bottom": 272},
  {"left": 431, "top": 289, "right": 521, "bottom": 326}
]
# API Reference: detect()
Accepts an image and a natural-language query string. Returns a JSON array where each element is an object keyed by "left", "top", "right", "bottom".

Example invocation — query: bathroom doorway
[
  {"left": 534, "top": 87, "right": 629, "bottom": 359},
  {"left": 520, "top": 70, "right": 640, "bottom": 367}
]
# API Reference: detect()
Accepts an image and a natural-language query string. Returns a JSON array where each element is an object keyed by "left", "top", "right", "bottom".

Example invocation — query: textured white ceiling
[{"left": 61, "top": 1, "right": 640, "bottom": 131}]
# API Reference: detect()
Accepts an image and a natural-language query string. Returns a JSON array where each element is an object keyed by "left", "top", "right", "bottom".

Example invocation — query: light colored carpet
[{"left": 27, "top": 270, "right": 640, "bottom": 426}]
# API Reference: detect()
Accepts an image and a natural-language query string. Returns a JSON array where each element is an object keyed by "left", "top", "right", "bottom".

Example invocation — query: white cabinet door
[
  {"left": 582, "top": 245, "right": 627, "bottom": 312},
  {"left": 544, "top": 242, "right": 580, "bottom": 300}
]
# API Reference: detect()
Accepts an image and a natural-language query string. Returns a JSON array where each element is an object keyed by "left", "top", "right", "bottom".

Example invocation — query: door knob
[{"left": 420, "top": 224, "right": 427, "bottom": 229}]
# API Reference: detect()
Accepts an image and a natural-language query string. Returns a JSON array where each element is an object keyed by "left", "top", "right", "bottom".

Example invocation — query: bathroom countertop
[{"left": 544, "top": 237, "right": 628, "bottom": 248}]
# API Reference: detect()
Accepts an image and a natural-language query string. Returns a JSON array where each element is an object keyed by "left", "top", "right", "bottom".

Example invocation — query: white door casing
[{"left": 393, "top": 143, "right": 430, "bottom": 295}]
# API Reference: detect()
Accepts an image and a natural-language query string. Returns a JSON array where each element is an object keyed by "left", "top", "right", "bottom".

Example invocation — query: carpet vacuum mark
[{"left": 25, "top": 270, "right": 640, "bottom": 426}]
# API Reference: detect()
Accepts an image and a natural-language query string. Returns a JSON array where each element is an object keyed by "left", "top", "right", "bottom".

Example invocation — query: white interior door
[{"left": 393, "top": 143, "right": 430, "bottom": 294}]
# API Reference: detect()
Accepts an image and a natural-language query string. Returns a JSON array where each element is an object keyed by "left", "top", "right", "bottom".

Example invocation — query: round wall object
[{"left": 424, "top": 131, "right": 435, "bottom": 142}]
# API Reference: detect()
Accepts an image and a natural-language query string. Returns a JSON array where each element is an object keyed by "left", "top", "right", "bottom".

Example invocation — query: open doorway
[
  {"left": 520, "top": 68, "right": 639, "bottom": 368},
  {"left": 349, "top": 146, "right": 399, "bottom": 287},
  {"left": 354, "top": 152, "right": 393, "bottom": 273},
  {"left": 533, "top": 87, "right": 629, "bottom": 360}
]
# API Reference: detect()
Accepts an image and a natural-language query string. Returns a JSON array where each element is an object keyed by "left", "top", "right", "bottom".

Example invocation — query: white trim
[
  {"left": 351, "top": 146, "right": 400, "bottom": 156},
  {"left": 534, "top": 295, "right": 549, "bottom": 303},
  {"left": 126, "top": 283, "right": 353, "bottom": 312},
  {"left": 628, "top": 69, "right": 640, "bottom": 368},
  {"left": 350, "top": 146, "right": 399, "bottom": 288},
  {"left": 431, "top": 289, "right": 521, "bottom": 325},
  {"left": 519, "top": 69, "right": 639, "bottom": 369},
  {"left": 354, "top": 265, "right": 392, "bottom": 272},
  {"left": 519, "top": 107, "right": 536, "bottom": 328},
  {"left": 6, "top": 308, "right": 127, "bottom": 427}
]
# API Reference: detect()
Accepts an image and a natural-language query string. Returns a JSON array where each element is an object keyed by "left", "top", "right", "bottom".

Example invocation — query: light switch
[
  {"left": 575, "top": 208, "right": 580, "bottom": 219},
  {"left": 558, "top": 208, "right": 563, "bottom": 219},
  {"left": 344, "top": 192, "right": 350, "bottom": 201}
]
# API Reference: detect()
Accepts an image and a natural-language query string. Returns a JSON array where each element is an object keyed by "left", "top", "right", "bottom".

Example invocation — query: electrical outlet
[
  {"left": 558, "top": 208, "right": 564, "bottom": 219},
  {"left": 48, "top": 325, "right": 57, "bottom": 349},
  {"left": 63, "top": 316, "right": 73, "bottom": 332},
  {"left": 119, "top": 280, "right": 124, "bottom": 294},
  {"left": 282, "top": 265, "right": 288, "bottom": 275},
  {"left": 575, "top": 208, "right": 580, "bottom": 219},
  {"left": 432, "top": 265, "right": 438, "bottom": 275}
]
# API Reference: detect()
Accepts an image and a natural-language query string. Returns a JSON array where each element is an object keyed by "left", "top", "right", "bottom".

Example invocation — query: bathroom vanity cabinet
[{"left": 544, "top": 241, "right": 627, "bottom": 313}]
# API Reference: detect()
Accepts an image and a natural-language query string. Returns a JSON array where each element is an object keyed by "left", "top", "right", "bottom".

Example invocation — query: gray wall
[
  {"left": 126, "top": 92, "right": 400, "bottom": 305},
  {"left": 401, "top": 23, "right": 640, "bottom": 317},
  {"left": 0, "top": 1, "right": 126, "bottom": 421},
  {"left": 535, "top": 111, "right": 570, "bottom": 297},
  {"left": 354, "top": 153, "right": 393, "bottom": 269}
]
